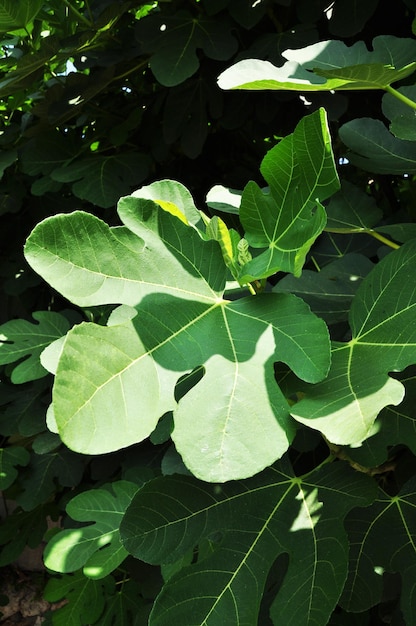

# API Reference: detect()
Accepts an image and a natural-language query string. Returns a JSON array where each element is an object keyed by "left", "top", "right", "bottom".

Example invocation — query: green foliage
[{"left": 2, "top": 1, "right": 416, "bottom": 625}]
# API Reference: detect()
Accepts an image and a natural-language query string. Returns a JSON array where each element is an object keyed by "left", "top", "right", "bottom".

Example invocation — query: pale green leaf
[
  {"left": 239, "top": 108, "right": 339, "bottom": 280},
  {"left": 291, "top": 240, "right": 416, "bottom": 445},
  {"left": 52, "top": 290, "right": 329, "bottom": 482},
  {"left": 24, "top": 201, "right": 225, "bottom": 308},
  {"left": 120, "top": 460, "right": 376, "bottom": 626},
  {"left": 26, "top": 193, "right": 330, "bottom": 481},
  {"left": 205, "top": 184, "right": 242, "bottom": 215},
  {"left": 218, "top": 36, "right": 416, "bottom": 92},
  {"left": 0, "top": 311, "right": 70, "bottom": 383},
  {"left": 44, "top": 481, "right": 140, "bottom": 579},
  {"left": 340, "top": 478, "right": 416, "bottom": 624}
]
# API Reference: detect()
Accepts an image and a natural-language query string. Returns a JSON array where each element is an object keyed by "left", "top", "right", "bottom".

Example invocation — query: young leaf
[
  {"left": 44, "top": 481, "right": 140, "bottom": 579},
  {"left": 239, "top": 108, "right": 339, "bottom": 280},
  {"left": 340, "top": 477, "right": 416, "bottom": 624},
  {"left": 217, "top": 36, "right": 416, "bottom": 92},
  {"left": 120, "top": 459, "right": 377, "bottom": 626},
  {"left": 291, "top": 240, "right": 416, "bottom": 445},
  {"left": 0, "top": 311, "right": 70, "bottom": 383}
]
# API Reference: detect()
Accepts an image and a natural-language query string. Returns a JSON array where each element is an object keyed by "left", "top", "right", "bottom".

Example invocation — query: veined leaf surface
[
  {"left": 291, "top": 240, "right": 416, "bottom": 444},
  {"left": 239, "top": 108, "right": 339, "bottom": 280},
  {"left": 120, "top": 459, "right": 376, "bottom": 626},
  {"left": 217, "top": 36, "right": 416, "bottom": 92},
  {"left": 25, "top": 191, "right": 330, "bottom": 482}
]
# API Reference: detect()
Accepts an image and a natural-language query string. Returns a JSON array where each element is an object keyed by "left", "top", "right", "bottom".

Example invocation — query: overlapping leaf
[
  {"left": 340, "top": 477, "right": 416, "bottom": 623},
  {"left": 382, "top": 85, "right": 416, "bottom": 140},
  {"left": 0, "top": 0, "right": 43, "bottom": 31},
  {"left": 50, "top": 153, "right": 150, "bottom": 208},
  {"left": 44, "top": 481, "right": 140, "bottom": 579},
  {"left": 217, "top": 36, "right": 416, "bottom": 92},
  {"left": 274, "top": 253, "right": 374, "bottom": 324},
  {"left": 0, "top": 311, "right": 70, "bottom": 383},
  {"left": 43, "top": 571, "right": 113, "bottom": 626},
  {"left": 291, "top": 240, "right": 416, "bottom": 445},
  {"left": 25, "top": 189, "right": 330, "bottom": 482},
  {"left": 120, "top": 459, "right": 376, "bottom": 626},
  {"left": 135, "top": 10, "right": 238, "bottom": 86},
  {"left": 238, "top": 108, "right": 339, "bottom": 281},
  {"left": 339, "top": 118, "right": 416, "bottom": 174}
]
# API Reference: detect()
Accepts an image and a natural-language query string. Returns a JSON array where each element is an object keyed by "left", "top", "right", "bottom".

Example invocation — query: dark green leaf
[
  {"left": 339, "top": 118, "right": 416, "bottom": 174},
  {"left": 0, "top": 446, "right": 30, "bottom": 489},
  {"left": 0, "top": 0, "right": 43, "bottom": 31},
  {"left": 120, "top": 460, "right": 376, "bottom": 626}
]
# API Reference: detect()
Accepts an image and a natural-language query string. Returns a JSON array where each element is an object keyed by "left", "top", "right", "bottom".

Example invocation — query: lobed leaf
[
  {"left": 120, "top": 459, "right": 377, "bottom": 626},
  {"left": 218, "top": 36, "right": 416, "bottom": 92},
  {"left": 239, "top": 108, "right": 339, "bottom": 280},
  {"left": 340, "top": 477, "right": 416, "bottom": 623},
  {"left": 44, "top": 481, "right": 140, "bottom": 579},
  {"left": 0, "top": 311, "right": 70, "bottom": 383},
  {"left": 291, "top": 240, "right": 416, "bottom": 445}
]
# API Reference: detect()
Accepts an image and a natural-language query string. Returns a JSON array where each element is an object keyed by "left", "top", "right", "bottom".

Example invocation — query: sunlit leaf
[
  {"left": 44, "top": 481, "right": 140, "bottom": 579},
  {"left": 291, "top": 240, "right": 416, "bottom": 445}
]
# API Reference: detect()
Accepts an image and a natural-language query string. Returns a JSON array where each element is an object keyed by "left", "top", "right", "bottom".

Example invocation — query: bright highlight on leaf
[
  {"left": 291, "top": 240, "right": 416, "bottom": 445},
  {"left": 24, "top": 171, "right": 331, "bottom": 482}
]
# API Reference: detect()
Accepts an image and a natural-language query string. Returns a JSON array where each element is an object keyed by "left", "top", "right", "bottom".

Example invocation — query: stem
[
  {"left": 369, "top": 230, "right": 400, "bottom": 249},
  {"left": 62, "top": 0, "right": 94, "bottom": 28},
  {"left": 384, "top": 85, "right": 416, "bottom": 111}
]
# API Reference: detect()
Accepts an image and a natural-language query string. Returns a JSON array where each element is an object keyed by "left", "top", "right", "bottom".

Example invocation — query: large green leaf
[
  {"left": 339, "top": 118, "right": 416, "bottom": 174},
  {"left": 0, "top": 311, "right": 70, "bottom": 383},
  {"left": 120, "top": 459, "right": 376, "bottom": 626},
  {"left": 340, "top": 477, "right": 416, "bottom": 623},
  {"left": 238, "top": 108, "right": 339, "bottom": 280},
  {"left": 44, "top": 481, "right": 140, "bottom": 579},
  {"left": 25, "top": 193, "right": 330, "bottom": 482},
  {"left": 0, "top": 0, "right": 43, "bottom": 30},
  {"left": 291, "top": 240, "right": 416, "bottom": 445},
  {"left": 136, "top": 10, "right": 238, "bottom": 86},
  {"left": 217, "top": 36, "right": 416, "bottom": 92}
]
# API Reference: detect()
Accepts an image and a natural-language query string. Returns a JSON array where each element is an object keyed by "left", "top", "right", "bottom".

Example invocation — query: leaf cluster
[{"left": 2, "top": 1, "right": 416, "bottom": 625}]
